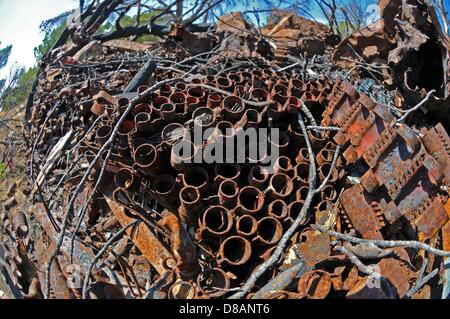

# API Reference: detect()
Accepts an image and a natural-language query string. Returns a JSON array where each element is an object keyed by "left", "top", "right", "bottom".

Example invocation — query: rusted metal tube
[
  {"left": 297, "top": 270, "right": 332, "bottom": 299},
  {"left": 153, "top": 174, "right": 178, "bottom": 207},
  {"left": 272, "top": 84, "right": 289, "bottom": 105},
  {"left": 288, "top": 123, "right": 306, "bottom": 148},
  {"left": 296, "top": 186, "right": 310, "bottom": 201},
  {"left": 285, "top": 96, "right": 302, "bottom": 114},
  {"left": 207, "top": 93, "right": 222, "bottom": 108},
  {"left": 114, "top": 168, "right": 140, "bottom": 192},
  {"left": 238, "top": 186, "right": 264, "bottom": 215},
  {"left": 95, "top": 125, "right": 112, "bottom": 146},
  {"left": 134, "top": 143, "right": 158, "bottom": 176},
  {"left": 254, "top": 217, "right": 283, "bottom": 246},
  {"left": 181, "top": 166, "right": 209, "bottom": 196},
  {"left": 214, "top": 163, "right": 241, "bottom": 189},
  {"left": 175, "top": 82, "right": 187, "bottom": 91},
  {"left": 267, "top": 101, "right": 284, "bottom": 120},
  {"left": 223, "top": 96, "right": 244, "bottom": 123},
  {"left": 308, "top": 131, "right": 326, "bottom": 152},
  {"left": 314, "top": 200, "right": 333, "bottom": 226},
  {"left": 169, "top": 91, "right": 186, "bottom": 113},
  {"left": 316, "top": 148, "right": 333, "bottom": 166},
  {"left": 135, "top": 112, "right": 152, "bottom": 132},
  {"left": 170, "top": 140, "right": 197, "bottom": 172},
  {"left": 236, "top": 215, "right": 258, "bottom": 238},
  {"left": 160, "top": 103, "right": 176, "bottom": 121},
  {"left": 218, "top": 236, "right": 252, "bottom": 266},
  {"left": 218, "top": 179, "right": 239, "bottom": 209},
  {"left": 209, "top": 121, "right": 234, "bottom": 145},
  {"left": 132, "top": 103, "right": 152, "bottom": 116},
  {"left": 269, "top": 173, "right": 294, "bottom": 201},
  {"left": 197, "top": 268, "right": 230, "bottom": 298},
  {"left": 188, "top": 87, "right": 206, "bottom": 104},
  {"left": 179, "top": 186, "right": 201, "bottom": 227},
  {"left": 245, "top": 109, "right": 262, "bottom": 128},
  {"left": 216, "top": 76, "right": 233, "bottom": 92},
  {"left": 250, "top": 88, "right": 269, "bottom": 103},
  {"left": 169, "top": 281, "right": 197, "bottom": 299},
  {"left": 268, "top": 199, "right": 289, "bottom": 220},
  {"left": 117, "top": 120, "right": 135, "bottom": 147},
  {"left": 318, "top": 162, "right": 339, "bottom": 184},
  {"left": 201, "top": 206, "right": 233, "bottom": 237},
  {"left": 118, "top": 97, "right": 130, "bottom": 114},
  {"left": 288, "top": 200, "right": 308, "bottom": 225},
  {"left": 269, "top": 131, "right": 289, "bottom": 155},
  {"left": 152, "top": 96, "right": 170, "bottom": 116},
  {"left": 248, "top": 166, "right": 269, "bottom": 190},
  {"left": 186, "top": 96, "right": 200, "bottom": 113},
  {"left": 274, "top": 156, "right": 293, "bottom": 176},
  {"left": 294, "top": 163, "right": 310, "bottom": 186},
  {"left": 162, "top": 123, "right": 187, "bottom": 146},
  {"left": 320, "top": 185, "right": 337, "bottom": 202},
  {"left": 193, "top": 107, "right": 215, "bottom": 131},
  {"left": 160, "top": 84, "right": 172, "bottom": 97}
]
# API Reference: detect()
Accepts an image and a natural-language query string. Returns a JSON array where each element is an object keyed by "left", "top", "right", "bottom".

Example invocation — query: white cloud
[{"left": 0, "top": 0, "right": 77, "bottom": 78}]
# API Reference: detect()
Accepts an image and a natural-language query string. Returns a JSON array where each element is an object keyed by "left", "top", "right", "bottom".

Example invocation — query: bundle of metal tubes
[{"left": 79, "top": 68, "right": 347, "bottom": 297}]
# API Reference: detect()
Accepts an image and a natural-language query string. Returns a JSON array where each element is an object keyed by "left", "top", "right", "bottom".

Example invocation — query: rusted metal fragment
[
  {"left": 216, "top": 12, "right": 250, "bottom": 33},
  {"left": 340, "top": 185, "right": 384, "bottom": 239},
  {"left": 378, "top": 257, "right": 415, "bottom": 298},
  {"left": 159, "top": 213, "right": 200, "bottom": 280},
  {"left": 47, "top": 258, "right": 74, "bottom": 299},
  {"left": 297, "top": 270, "right": 332, "bottom": 299},
  {"left": 262, "top": 10, "right": 328, "bottom": 39},
  {"left": 297, "top": 231, "right": 331, "bottom": 267},
  {"left": 106, "top": 198, "right": 173, "bottom": 275},
  {"left": 421, "top": 123, "right": 450, "bottom": 186},
  {"left": 333, "top": 20, "right": 392, "bottom": 69},
  {"left": 409, "top": 196, "right": 448, "bottom": 240},
  {"left": 330, "top": 266, "right": 358, "bottom": 292}
]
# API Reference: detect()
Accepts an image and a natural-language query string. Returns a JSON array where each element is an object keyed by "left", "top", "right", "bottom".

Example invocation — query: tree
[
  {"left": 34, "top": 23, "right": 67, "bottom": 61},
  {"left": 0, "top": 44, "right": 12, "bottom": 70},
  {"left": 340, "top": 0, "right": 377, "bottom": 33}
]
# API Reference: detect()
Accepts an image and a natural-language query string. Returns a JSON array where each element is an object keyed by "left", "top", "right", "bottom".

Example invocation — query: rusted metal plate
[
  {"left": 106, "top": 198, "right": 173, "bottom": 275},
  {"left": 340, "top": 185, "right": 384, "bottom": 239}
]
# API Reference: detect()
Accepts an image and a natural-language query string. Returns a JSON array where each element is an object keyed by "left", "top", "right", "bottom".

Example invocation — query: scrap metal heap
[{"left": 2, "top": 1, "right": 450, "bottom": 299}]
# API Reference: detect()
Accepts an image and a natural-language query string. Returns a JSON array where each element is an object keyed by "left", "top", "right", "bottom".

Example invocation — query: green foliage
[
  {"left": 34, "top": 22, "right": 66, "bottom": 61},
  {"left": 0, "top": 44, "right": 12, "bottom": 70},
  {"left": 96, "top": 10, "right": 167, "bottom": 43},
  {"left": 1, "top": 67, "right": 37, "bottom": 110},
  {"left": 0, "top": 19, "right": 64, "bottom": 110},
  {"left": 0, "top": 162, "right": 7, "bottom": 180}
]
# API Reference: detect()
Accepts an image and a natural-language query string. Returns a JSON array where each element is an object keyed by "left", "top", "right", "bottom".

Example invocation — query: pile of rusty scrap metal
[{"left": 2, "top": 0, "right": 450, "bottom": 299}]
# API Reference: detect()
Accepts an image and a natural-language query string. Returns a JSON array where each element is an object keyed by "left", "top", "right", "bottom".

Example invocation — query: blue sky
[{"left": 0, "top": 0, "right": 449, "bottom": 78}]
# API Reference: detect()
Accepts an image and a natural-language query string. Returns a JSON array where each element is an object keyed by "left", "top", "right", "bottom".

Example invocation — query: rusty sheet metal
[
  {"left": 378, "top": 257, "right": 416, "bottom": 299},
  {"left": 324, "top": 78, "right": 450, "bottom": 240},
  {"left": 340, "top": 185, "right": 384, "bottom": 239},
  {"left": 332, "top": 19, "right": 392, "bottom": 69},
  {"left": 297, "top": 231, "right": 331, "bottom": 267},
  {"left": 159, "top": 213, "right": 200, "bottom": 280},
  {"left": 106, "top": 198, "right": 173, "bottom": 275}
]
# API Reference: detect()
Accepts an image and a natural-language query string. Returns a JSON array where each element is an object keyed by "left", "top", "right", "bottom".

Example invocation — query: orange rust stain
[{"left": 106, "top": 198, "right": 172, "bottom": 275}]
